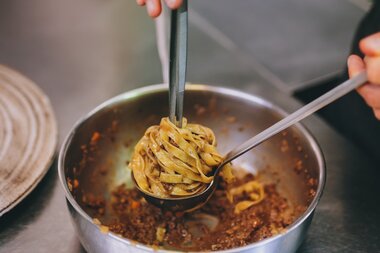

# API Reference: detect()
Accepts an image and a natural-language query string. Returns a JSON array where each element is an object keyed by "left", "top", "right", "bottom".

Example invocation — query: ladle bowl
[{"left": 133, "top": 73, "right": 365, "bottom": 211}]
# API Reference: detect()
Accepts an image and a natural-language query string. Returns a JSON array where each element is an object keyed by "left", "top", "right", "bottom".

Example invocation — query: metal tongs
[{"left": 168, "top": 0, "right": 188, "bottom": 128}]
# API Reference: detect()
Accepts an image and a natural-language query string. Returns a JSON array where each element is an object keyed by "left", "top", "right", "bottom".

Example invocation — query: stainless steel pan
[{"left": 58, "top": 84, "right": 325, "bottom": 253}]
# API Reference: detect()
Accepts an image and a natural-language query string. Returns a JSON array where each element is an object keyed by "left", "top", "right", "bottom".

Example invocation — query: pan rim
[{"left": 58, "top": 83, "right": 326, "bottom": 253}]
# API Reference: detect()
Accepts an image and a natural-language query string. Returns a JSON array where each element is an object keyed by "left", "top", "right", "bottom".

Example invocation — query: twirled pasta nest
[{"left": 130, "top": 117, "right": 234, "bottom": 198}]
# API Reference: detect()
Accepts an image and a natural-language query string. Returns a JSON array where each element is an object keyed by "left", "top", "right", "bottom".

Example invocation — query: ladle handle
[
  {"left": 169, "top": 0, "right": 188, "bottom": 128},
  {"left": 221, "top": 72, "right": 368, "bottom": 167}
]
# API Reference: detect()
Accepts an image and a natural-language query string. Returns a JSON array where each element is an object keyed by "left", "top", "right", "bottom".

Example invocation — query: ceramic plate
[{"left": 0, "top": 65, "right": 57, "bottom": 216}]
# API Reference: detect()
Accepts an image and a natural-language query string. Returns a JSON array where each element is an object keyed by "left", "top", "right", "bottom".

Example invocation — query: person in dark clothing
[
  {"left": 296, "top": 2, "right": 380, "bottom": 162},
  {"left": 138, "top": 0, "right": 380, "bottom": 161}
]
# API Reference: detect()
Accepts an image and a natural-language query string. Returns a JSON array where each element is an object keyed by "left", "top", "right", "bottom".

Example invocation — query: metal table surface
[{"left": 0, "top": 1, "right": 379, "bottom": 252}]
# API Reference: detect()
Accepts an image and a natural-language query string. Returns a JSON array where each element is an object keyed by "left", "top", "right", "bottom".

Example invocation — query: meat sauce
[{"left": 82, "top": 173, "right": 305, "bottom": 251}]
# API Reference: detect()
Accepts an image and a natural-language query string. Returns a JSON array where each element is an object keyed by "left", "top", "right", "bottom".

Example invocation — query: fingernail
[
  {"left": 146, "top": 0, "right": 155, "bottom": 14},
  {"left": 166, "top": 0, "right": 176, "bottom": 6},
  {"left": 367, "top": 37, "right": 380, "bottom": 50},
  {"left": 166, "top": 0, "right": 180, "bottom": 8},
  {"left": 347, "top": 55, "right": 355, "bottom": 67},
  {"left": 347, "top": 56, "right": 351, "bottom": 66}
]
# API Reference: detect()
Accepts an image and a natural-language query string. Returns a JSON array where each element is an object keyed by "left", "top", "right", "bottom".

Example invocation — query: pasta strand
[{"left": 129, "top": 117, "right": 234, "bottom": 197}]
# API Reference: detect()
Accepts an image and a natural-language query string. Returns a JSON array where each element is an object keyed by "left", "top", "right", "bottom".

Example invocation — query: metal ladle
[
  {"left": 134, "top": 72, "right": 367, "bottom": 211},
  {"left": 133, "top": 0, "right": 368, "bottom": 211}
]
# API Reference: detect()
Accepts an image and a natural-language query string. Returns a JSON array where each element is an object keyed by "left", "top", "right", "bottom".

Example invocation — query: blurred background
[
  {"left": 0, "top": 0, "right": 368, "bottom": 142},
  {"left": 1, "top": 1, "right": 378, "bottom": 253}
]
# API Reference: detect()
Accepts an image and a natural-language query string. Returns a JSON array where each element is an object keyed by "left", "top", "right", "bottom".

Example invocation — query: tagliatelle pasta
[
  {"left": 226, "top": 180, "right": 265, "bottom": 214},
  {"left": 129, "top": 117, "right": 234, "bottom": 198}
]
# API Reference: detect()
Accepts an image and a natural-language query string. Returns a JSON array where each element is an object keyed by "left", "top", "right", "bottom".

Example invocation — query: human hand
[
  {"left": 136, "top": 0, "right": 183, "bottom": 18},
  {"left": 348, "top": 32, "right": 380, "bottom": 120}
]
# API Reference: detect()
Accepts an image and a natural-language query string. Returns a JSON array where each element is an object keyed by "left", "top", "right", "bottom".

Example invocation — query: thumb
[{"left": 347, "top": 54, "right": 366, "bottom": 78}]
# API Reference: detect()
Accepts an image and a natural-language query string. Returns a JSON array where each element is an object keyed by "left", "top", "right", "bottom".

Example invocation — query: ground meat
[
  {"left": 100, "top": 174, "right": 303, "bottom": 251},
  {"left": 82, "top": 193, "right": 106, "bottom": 217}
]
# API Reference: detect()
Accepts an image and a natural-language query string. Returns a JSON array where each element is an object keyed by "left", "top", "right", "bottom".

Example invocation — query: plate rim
[{"left": 0, "top": 64, "right": 58, "bottom": 217}]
